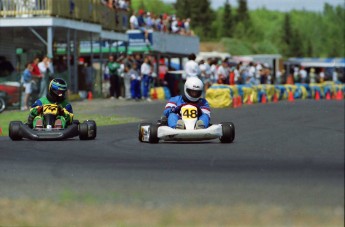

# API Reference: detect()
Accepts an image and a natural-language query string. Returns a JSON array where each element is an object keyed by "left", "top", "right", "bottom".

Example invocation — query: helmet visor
[
  {"left": 51, "top": 82, "right": 67, "bottom": 97},
  {"left": 186, "top": 88, "right": 202, "bottom": 99}
]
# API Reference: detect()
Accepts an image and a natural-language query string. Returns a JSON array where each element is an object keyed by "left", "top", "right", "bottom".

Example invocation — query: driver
[
  {"left": 27, "top": 78, "right": 73, "bottom": 128},
  {"left": 163, "top": 77, "right": 210, "bottom": 129}
]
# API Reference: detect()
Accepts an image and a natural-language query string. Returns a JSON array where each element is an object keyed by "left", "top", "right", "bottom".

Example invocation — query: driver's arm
[{"left": 60, "top": 103, "right": 74, "bottom": 124}]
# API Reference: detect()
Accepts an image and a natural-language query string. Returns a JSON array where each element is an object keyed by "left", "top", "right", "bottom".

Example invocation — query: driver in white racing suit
[{"left": 163, "top": 77, "right": 210, "bottom": 129}]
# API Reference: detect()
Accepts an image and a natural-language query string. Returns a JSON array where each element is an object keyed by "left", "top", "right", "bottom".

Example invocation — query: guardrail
[{"left": 0, "top": 0, "right": 129, "bottom": 31}]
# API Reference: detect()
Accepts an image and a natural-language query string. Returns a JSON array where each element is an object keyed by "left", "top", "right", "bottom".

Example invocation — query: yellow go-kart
[{"left": 9, "top": 104, "right": 96, "bottom": 141}]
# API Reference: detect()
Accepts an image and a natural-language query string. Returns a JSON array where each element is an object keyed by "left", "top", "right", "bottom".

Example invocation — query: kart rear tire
[
  {"left": 220, "top": 122, "right": 235, "bottom": 143},
  {"left": 149, "top": 124, "right": 159, "bottom": 144},
  {"left": 138, "top": 122, "right": 150, "bottom": 142},
  {"left": 9, "top": 121, "right": 23, "bottom": 140},
  {"left": 79, "top": 120, "right": 97, "bottom": 140},
  {"left": 85, "top": 120, "right": 97, "bottom": 140},
  {"left": 0, "top": 97, "right": 6, "bottom": 113},
  {"left": 79, "top": 123, "right": 89, "bottom": 140}
]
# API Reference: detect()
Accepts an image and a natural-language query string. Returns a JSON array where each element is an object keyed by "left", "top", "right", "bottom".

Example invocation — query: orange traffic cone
[
  {"left": 273, "top": 92, "right": 278, "bottom": 103},
  {"left": 325, "top": 92, "right": 331, "bottom": 100},
  {"left": 288, "top": 91, "right": 294, "bottom": 102},
  {"left": 233, "top": 96, "right": 238, "bottom": 108},
  {"left": 336, "top": 90, "right": 343, "bottom": 100},
  {"left": 152, "top": 88, "right": 158, "bottom": 100},
  {"left": 237, "top": 96, "right": 242, "bottom": 107},
  {"left": 332, "top": 91, "right": 337, "bottom": 100},
  {"left": 87, "top": 91, "right": 93, "bottom": 100},
  {"left": 261, "top": 94, "right": 267, "bottom": 104},
  {"left": 315, "top": 90, "right": 320, "bottom": 101}
]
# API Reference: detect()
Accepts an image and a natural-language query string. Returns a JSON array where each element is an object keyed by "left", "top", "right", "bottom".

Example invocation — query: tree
[
  {"left": 186, "top": 0, "right": 214, "bottom": 39},
  {"left": 236, "top": 0, "right": 249, "bottom": 24},
  {"left": 282, "top": 13, "right": 292, "bottom": 45},
  {"left": 175, "top": 0, "right": 191, "bottom": 19},
  {"left": 138, "top": 0, "right": 146, "bottom": 11},
  {"left": 289, "top": 29, "right": 304, "bottom": 57},
  {"left": 222, "top": 0, "right": 234, "bottom": 37}
]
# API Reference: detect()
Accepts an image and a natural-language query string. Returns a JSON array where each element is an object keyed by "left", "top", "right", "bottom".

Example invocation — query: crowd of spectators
[
  {"left": 102, "top": 53, "right": 158, "bottom": 101},
  {"left": 101, "top": 0, "right": 130, "bottom": 11},
  {"left": 130, "top": 9, "right": 193, "bottom": 37},
  {"left": 19, "top": 56, "right": 54, "bottom": 110}
]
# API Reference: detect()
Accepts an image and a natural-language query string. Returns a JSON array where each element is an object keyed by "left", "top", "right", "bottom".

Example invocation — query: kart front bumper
[{"left": 20, "top": 123, "right": 79, "bottom": 141}]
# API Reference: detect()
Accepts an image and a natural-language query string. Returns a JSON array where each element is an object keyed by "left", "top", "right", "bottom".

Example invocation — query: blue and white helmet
[{"left": 184, "top": 77, "right": 203, "bottom": 102}]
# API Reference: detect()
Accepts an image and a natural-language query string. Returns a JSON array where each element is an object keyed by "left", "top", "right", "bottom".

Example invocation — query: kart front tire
[
  {"left": 149, "top": 124, "right": 159, "bottom": 144},
  {"left": 138, "top": 122, "right": 150, "bottom": 142},
  {"left": 9, "top": 121, "right": 23, "bottom": 141},
  {"left": 220, "top": 122, "right": 235, "bottom": 143}
]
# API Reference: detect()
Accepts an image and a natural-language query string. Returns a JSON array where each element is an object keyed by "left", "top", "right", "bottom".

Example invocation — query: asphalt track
[{"left": 0, "top": 100, "right": 344, "bottom": 210}]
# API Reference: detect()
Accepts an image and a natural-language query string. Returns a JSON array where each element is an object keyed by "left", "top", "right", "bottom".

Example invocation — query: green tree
[
  {"left": 138, "top": 0, "right": 145, "bottom": 11},
  {"left": 236, "top": 0, "right": 250, "bottom": 24},
  {"left": 289, "top": 29, "right": 304, "bottom": 57},
  {"left": 187, "top": 0, "right": 214, "bottom": 39},
  {"left": 175, "top": 0, "right": 191, "bottom": 19},
  {"left": 222, "top": 0, "right": 234, "bottom": 37},
  {"left": 282, "top": 13, "right": 292, "bottom": 46}
]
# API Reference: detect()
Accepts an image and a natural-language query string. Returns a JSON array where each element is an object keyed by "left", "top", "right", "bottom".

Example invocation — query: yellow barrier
[{"left": 205, "top": 88, "right": 232, "bottom": 108}]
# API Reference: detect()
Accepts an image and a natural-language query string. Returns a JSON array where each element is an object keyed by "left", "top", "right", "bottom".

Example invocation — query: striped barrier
[{"left": 150, "top": 83, "right": 344, "bottom": 108}]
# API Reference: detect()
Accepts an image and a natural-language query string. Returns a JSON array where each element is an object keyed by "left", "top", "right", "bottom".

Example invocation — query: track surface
[{"left": 0, "top": 100, "right": 344, "bottom": 210}]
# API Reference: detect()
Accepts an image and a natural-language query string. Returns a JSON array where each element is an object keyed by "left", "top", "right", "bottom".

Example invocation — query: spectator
[
  {"left": 38, "top": 56, "right": 54, "bottom": 97},
  {"left": 129, "top": 62, "right": 141, "bottom": 100},
  {"left": 118, "top": 0, "right": 129, "bottom": 10},
  {"left": 184, "top": 18, "right": 191, "bottom": 35},
  {"left": 216, "top": 59, "right": 230, "bottom": 84},
  {"left": 129, "top": 10, "right": 138, "bottom": 30},
  {"left": 123, "top": 63, "right": 132, "bottom": 100},
  {"left": 293, "top": 66, "right": 300, "bottom": 83},
  {"left": 171, "top": 16, "right": 180, "bottom": 34},
  {"left": 141, "top": 55, "right": 152, "bottom": 101},
  {"left": 31, "top": 57, "right": 42, "bottom": 79},
  {"left": 162, "top": 14, "right": 170, "bottom": 33},
  {"left": 137, "top": 9, "right": 149, "bottom": 44},
  {"left": 118, "top": 56, "right": 126, "bottom": 98},
  {"left": 21, "top": 63, "right": 33, "bottom": 111},
  {"left": 158, "top": 58, "right": 168, "bottom": 86},
  {"left": 319, "top": 68, "right": 325, "bottom": 83},
  {"left": 184, "top": 53, "right": 200, "bottom": 78},
  {"left": 246, "top": 62, "right": 256, "bottom": 85},
  {"left": 145, "top": 12, "right": 154, "bottom": 30},
  {"left": 299, "top": 66, "right": 307, "bottom": 83},
  {"left": 309, "top": 68, "right": 316, "bottom": 84},
  {"left": 106, "top": 55, "right": 121, "bottom": 99},
  {"left": 332, "top": 68, "right": 338, "bottom": 83}
]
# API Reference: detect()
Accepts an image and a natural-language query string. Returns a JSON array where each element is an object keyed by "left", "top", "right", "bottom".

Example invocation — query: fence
[{"left": 0, "top": 0, "right": 129, "bottom": 31}]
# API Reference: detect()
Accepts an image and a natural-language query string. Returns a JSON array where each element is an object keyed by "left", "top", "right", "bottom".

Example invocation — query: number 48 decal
[{"left": 182, "top": 108, "right": 198, "bottom": 119}]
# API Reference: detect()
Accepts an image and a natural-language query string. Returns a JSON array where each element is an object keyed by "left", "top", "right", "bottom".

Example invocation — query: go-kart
[
  {"left": 138, "top": 104, "right": 235, "bottom": 143},
  {"left": 9, "top": 104, "right": 97, "bottom": 141}
]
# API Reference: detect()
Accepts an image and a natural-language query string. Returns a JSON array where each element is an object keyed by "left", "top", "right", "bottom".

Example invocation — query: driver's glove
[{"left": 29, "top": 106, "right": 42, "bottom": 117}]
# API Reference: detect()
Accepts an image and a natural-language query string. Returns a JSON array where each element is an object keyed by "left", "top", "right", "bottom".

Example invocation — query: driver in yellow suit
[{"left": 27, "top": 78, "right": 73, "bottom": 128}]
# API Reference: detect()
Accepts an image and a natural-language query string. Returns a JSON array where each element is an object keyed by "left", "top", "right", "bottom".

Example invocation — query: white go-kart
[{"left": 138, "top": 104, "right": 235, "bottom": 143}]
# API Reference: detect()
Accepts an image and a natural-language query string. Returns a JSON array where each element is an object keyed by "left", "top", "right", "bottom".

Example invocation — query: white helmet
[{"left": 184, "top": 77, "right": 203, "bottom": 102}]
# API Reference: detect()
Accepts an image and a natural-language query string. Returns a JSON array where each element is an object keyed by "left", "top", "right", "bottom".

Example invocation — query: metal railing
[{"left": 0, "top": 0, "right": 129, "bottom": 31}]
